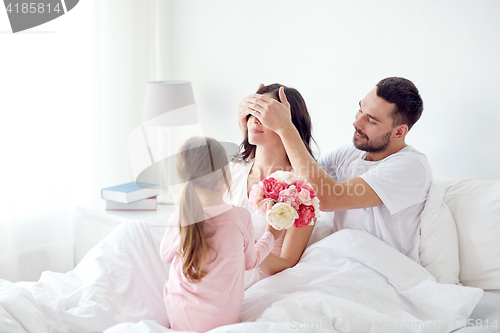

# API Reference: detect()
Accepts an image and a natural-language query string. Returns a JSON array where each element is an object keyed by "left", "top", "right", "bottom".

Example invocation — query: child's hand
[{"left": 266, "top": 224, "right": 284, "bottom": 240}]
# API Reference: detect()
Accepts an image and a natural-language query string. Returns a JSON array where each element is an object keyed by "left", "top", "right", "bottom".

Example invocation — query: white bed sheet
[
  {"left": 452, "top": 291, "right": 500, "bottom": 332},
  {"left": 0, "top": 220, "right": 485, "bottom": 333}
]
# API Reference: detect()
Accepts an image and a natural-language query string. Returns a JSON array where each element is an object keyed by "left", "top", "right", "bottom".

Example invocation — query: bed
[{"left": 1, "top": 178, "right": 499, "bottom": 333}]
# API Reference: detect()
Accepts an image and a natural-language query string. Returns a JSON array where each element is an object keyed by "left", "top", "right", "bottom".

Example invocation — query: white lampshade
[
  {"left": 128, "top": 80, "right": 239, "bottom": 205},
  {"left": 142, "top": 81, "right": 198, "bottom": 126},
  {"left": 127, "top": 80, "right": 203, "bottom": 204}
]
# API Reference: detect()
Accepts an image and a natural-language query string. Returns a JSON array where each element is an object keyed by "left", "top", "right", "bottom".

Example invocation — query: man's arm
[
  {"left": 246, "top": 88, "right": 382, "bottom": 212},
  {"left": 238, "top": 83, "right": 265, "bottom": 135},
  {"left": 277, "top": 126, "right": 382, "bottom": 211}
]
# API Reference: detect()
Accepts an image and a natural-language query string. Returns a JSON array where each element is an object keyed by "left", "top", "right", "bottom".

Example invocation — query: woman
[{"left": 225, "top": 83, "right": 316, "bottom": 284}]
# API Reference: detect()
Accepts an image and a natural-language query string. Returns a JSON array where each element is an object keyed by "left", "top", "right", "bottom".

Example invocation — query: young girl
[{"left": 159, "top": 137, "right": 280, "bottom": 332}]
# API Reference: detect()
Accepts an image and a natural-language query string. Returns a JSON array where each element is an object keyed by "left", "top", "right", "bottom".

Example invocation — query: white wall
[
  {"left": 163, "top": 0, "right": 500, "bottom": 180},
  {"left": 0, "top": 0, "right": 96, "bottom": 280}
]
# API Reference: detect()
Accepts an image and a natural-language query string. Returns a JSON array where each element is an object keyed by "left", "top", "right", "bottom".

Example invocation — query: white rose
[
  {"left": 269, "top": 170, "right": 298, "bottom": 185},
  {"left": 269, "top": 170, "right": 286, "bottom": 182},
  {"left": 311, "top": 196, "right": 320, "bottom": 218},
  {"left": 265, "top": 202, "right": 298, "bottom": 230}
]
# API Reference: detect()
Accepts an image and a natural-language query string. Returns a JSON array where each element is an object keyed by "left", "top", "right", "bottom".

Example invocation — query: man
[{"left": 241, "top": 77, "right": 432, "bottom": 262}]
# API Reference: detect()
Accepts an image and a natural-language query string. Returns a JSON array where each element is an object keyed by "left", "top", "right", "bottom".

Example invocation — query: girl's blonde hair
[{"left": 176, "top": 137, "right": 230, "bottom": 282}]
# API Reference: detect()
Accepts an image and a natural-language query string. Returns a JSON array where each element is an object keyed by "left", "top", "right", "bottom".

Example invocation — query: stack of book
[{"left": 101, "top": 182, "right": 160, "bottom": 211}]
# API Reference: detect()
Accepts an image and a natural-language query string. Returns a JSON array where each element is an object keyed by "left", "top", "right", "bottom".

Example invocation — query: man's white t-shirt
[{"left": 318, "top": 144, "right": 433, "bottom": 262}]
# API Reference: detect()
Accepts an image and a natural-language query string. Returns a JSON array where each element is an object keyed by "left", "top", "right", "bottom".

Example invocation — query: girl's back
[{"left": 160, "top": 204, "right": 273, "bottom": 332}]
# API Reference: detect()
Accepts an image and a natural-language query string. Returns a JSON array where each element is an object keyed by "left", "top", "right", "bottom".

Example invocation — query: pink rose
[
  {"left": 294, "top": 204, "right": 316, "bottom": 229},
  {"left": 302, "top": 183, "right": 316, "bottom": 199},
  {"left": 248, "top": 183, "right": 264, "bottom": 211},
  {"left": 295, "top": 178, "right": 306, "bottom": 190},
  {"left": 261, "top": 177, "right": 287, "bottom": 200},
  {"left": 297, "top": 188, "right": 312, "bottom": 205},
  {"left": 278, "top": 185, "right": 300, "bottom": 210},
  {"left": 257, "top": 198, "right": 276, "bottom": 215}
]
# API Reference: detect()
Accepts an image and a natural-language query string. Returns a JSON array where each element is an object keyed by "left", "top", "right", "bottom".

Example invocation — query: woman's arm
[{"left": 258, "top": 224, "right": 314, "bottom": 276}]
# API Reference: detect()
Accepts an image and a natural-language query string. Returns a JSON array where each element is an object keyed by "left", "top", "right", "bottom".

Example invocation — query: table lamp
[{"left": 128, "top": 81, "right": 204, "bottom": 204}]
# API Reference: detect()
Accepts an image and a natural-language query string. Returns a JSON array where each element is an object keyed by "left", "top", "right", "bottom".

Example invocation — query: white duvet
[{"left": 0, "top": 220, "right": 482, "bottom": 333}]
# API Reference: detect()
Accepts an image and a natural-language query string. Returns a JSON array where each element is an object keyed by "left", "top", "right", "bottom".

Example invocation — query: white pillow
[
  {"left": 434, "top": 179, "right": 500, "bottom": 291},
  {"left": 419, "top": 182, "right": 460, "bottom": 284}
]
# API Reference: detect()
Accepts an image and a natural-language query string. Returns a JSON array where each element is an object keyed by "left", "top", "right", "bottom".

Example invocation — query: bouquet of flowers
[{"left": 248, "top": 171, "right": 320, "bottom": 230}]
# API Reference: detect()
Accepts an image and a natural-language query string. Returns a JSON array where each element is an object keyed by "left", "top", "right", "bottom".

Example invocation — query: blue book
[
  {"left": 105, "top": 197, "right": 157, "bottom": 211},
  {"left": 101, "top": 182, "right": 160, "bottom": 204}
]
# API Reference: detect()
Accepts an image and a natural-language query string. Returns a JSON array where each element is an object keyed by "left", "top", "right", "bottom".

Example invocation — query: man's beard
[{"left": 353, "top": 130, "right": 392, "bottom": 153}]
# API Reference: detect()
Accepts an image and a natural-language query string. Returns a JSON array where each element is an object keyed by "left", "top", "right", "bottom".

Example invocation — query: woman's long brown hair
[{"left": 176, "top": 137, "right": 230, "bottom": 283}]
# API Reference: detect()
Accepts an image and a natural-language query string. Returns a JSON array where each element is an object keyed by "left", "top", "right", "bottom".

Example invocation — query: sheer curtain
[{"left": 0, "top": 0, "right": 170, "bottom": 282}]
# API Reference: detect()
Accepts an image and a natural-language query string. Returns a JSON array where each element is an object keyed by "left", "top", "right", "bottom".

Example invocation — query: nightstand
[{"left": 72, "top": 202, "right": 176, "bottom": 266}]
